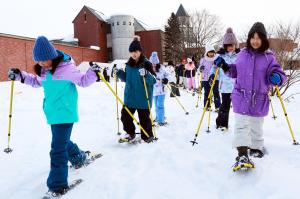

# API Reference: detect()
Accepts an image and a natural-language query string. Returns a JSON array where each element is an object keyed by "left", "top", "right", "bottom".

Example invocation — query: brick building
[
  {"left": 0, "top": 33, "right": 102, "bottom": 81},
  {"left": 73, "top": 5, "right": 165, "bottom": 62}
]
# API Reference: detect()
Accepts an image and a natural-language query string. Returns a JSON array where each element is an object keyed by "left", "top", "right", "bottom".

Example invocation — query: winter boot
[
  {"left": 249, "top": 148, "right": 264, "bottom": 158},
  {"left": 232, "top": 146, "right": 255, "bottom": 172}
]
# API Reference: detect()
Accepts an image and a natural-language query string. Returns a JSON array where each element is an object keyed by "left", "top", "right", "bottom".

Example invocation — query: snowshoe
[
  {"left": 232, "top": 155, "right": 255, "bottom": 172},
  {"left": 216, "top": 125, "right": 228, "bottom": 132},
  {"left": 42, "top": 179, "right": 83, "bottom": 199},
  {"left": 70, "top": 151, "right": 103, "bottom": 169},
  {"left": 154, "top": 122, "right": 169, "bottom": 127},
  {"left": 118, "top": 135, "right": 143, "bottom": 144},
  {"left": 143, "top": 136, "right": 155, "bottom": 143},
  {"left": 249, "top": 148, "right": 264, "bottom": 158}
]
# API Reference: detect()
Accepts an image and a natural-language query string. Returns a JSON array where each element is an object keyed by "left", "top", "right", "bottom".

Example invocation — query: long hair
[
  {"left": 246, "top": 31, "right": 269, "bottom": 52},
  {"left": 33, "top": 54, "right": 63, "bottom": 76}
]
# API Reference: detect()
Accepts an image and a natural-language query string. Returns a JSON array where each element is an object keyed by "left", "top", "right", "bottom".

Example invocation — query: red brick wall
[
  {"left": 73, "top": 6, "right": 108, "bottom": 61},
  {"left": 0, "top": 34, "right": 103, "bottom": 81},
  {"left": 136, "top": 30, "right": 165, "bottom": 62}
]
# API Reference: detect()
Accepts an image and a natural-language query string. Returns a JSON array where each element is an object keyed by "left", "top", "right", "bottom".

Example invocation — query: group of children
[{"left": 7, "top": 21, "right": 287, "bottom": 195}]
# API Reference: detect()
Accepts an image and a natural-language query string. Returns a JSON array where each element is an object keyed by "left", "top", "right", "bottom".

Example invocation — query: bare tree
[
  {"left": 268, "top": 21, "right": 300, "bottom": 96},
  {"left": 187, "top": 9, "right": 223, "bottom": 60}
]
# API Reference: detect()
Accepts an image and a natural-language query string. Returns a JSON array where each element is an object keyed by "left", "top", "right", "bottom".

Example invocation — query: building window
[
  {"left": 84, "top": 12, "right": 87, "bottom": 23},
  {"left": 117, "top": 22, "right": 119, "bottom": 25},
  {"left": 112, "top": 22, "right": 114, "bottom": 26},
  {"left": 129, "top": 22, "right": 132, "bottom": 26},
  {"left": 123, "top": 21, "right": 126, "bottom": 25}
]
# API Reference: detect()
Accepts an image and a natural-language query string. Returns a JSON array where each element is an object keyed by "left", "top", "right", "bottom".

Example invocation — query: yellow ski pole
[
  {"left": 269, "top": 94, "right": 277, "bottom": 120},
  {"left": 191, "top": 67, "right": 220, "bottom": 146},
  {"left": 196, "top": 72, "right": 203, "bottom": 108},
  {"left": 275, "top": 85, "right": 299, "bottom": 145},
  {"left": 115, "top": 73, "right": 121, "bottom": 135},
  {"left": 90, "top": 63, "right": 150, "bottom": 139},
  {"left": 206, "top": 94, "right": 212, "bottom": 133},
  {"left": 142, "top": 77, "right": 158, "bottom": 140},
  {"left": 4, "top": 80, "right": 15, "bottom": 153},
  {"left": 166, "top": 83, "right": 189, "bottom": 115}
]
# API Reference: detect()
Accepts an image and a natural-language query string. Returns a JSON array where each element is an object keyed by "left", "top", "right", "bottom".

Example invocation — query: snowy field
[{"left": 0, "top": 81, "right": 299, "bottom": 199}]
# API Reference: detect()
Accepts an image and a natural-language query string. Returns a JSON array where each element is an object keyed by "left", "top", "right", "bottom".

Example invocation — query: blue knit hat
[
  {"left": 149, "top": 52, "right": 160, "bottom": 64},
  {"left": 33, "top": 36, "right": 59, "bottom": 62}
]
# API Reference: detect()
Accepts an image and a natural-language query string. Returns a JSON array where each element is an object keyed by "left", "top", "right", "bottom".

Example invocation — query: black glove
[
  {"left": 208, "top": 74, "right": 215, "bottom": 86},
  {"left": 214, "top": 56, "right": 229, "bottom": 72},
  {"left": 89, "top": 62, "right": 101, "bottom": 81},
  {"left": 8, "top": 68, "right": 21, "bottom": 81},
  {"left": 200, "top": 65, "right": 205, "bottom": 72},
  {"left": 162, "top": 78, "right": 168, "bottom": 85}
]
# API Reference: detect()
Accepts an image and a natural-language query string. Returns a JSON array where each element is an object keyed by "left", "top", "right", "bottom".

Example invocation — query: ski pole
[
  {"left": 206, "top": 94, "right": 212, "bottom": 133},
  {"left": 166, "top": 83, "right": 189, "bottom": 115},
  {"left": 196, "top": 72, "right": 203, "bottom": 108},
  {"left": 115, "top": 73, "right": 121, "bottom": 135},
  {"left": 4, "top": 80, "right": 15, "bottom": 153},
  {"left": 142, "top": 76, "right": 158, "bottom": 140},
  {"left": 191, "top": 67, "right": 220, "bottom": 146},
  {"left": 275, "top": 85, "right": 299, "bottom": 145},
  {"left": 269, "top": 94, "right": 277, "bottom": 120},
  {"left": 90, "top": 62, "right": 150, "bottom": 139}
]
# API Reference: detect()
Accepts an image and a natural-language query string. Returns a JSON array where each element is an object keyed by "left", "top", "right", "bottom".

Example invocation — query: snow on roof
[
  {"left": 85, "top": 6, "right": 108, "bottom": 22},
  {"left": 61, "top": 34, "right": 78, "bottom": 42}
]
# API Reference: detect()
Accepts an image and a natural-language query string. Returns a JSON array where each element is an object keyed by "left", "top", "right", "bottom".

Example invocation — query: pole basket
[{"left": 4, "top": 147, "right": 13, "bottom": 153}]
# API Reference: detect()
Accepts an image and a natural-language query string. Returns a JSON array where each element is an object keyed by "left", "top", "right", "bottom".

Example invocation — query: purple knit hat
[{"left": 223, "top": 28, "right": 238, "bottom": 47}]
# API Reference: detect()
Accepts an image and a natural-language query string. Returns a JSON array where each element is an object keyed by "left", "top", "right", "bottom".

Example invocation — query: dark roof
[
  {"left": 73, "top": 5, "right": 107, "bottom": 23},
  {"left": 176, "top": 4, "right": 189, "bottom": 17},
  {"left": 85, "top": 6, "right": 107, "bottom": 22}
]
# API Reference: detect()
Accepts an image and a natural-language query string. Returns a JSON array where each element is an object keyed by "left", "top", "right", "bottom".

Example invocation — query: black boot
[{"left": 249, "top": 148, "right": 264, "bottom": 158}]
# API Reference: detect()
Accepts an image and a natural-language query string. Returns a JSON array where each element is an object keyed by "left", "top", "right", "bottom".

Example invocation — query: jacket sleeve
[
  {"left": 19, "top": 71, "right": 42, "bottom": 88},
  {"left": 210, "top": 65, "right": 217, "bottom": 75},
  {"left": 227, "top": 64, "right": 237, "bottom": 78},
  {"left": 164, "top": 68, "right": 171, "bottom": 81},
  {"left": 116, "top": 69, "right": 126, "bottom": 82},
  {"left": 67, "top": 64, "right": 98, "bottom": 87},
  {"left": 266, "top": 55, "right": 287, "bottom": 86},
  {"left": 145, "top": 73, "right": 157, "bottom": 86}
]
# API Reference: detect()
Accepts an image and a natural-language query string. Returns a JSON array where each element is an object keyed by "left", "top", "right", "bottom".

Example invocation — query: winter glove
[
  {"left": 208, "top": 74, "right": 215, "bottom": 86},
  {"left": 200, "top": 65, "right": 205, "bottom": 72},
  {"left": 162, "top": 78, "right": 168, "bottom": 85},
  {"left": 269, "top": 72, "right": 282, "bottom": 85},
  {"left": 214, "top": 56, "right": 229, "bottom": 72},
  {"left": 139, "top": 68, "right": 148, "bottom": 77},
  {"left": 8, "top": 68, "right": 21, "bottom": 81},
  {"left": 89, "top": 62, "right": 101, "bottom": 72},
  {"left": 112, "top": 64, "right": 123, "bottom": 73}
]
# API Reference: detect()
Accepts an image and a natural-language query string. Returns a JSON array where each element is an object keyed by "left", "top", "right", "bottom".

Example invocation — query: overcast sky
[{"left": 0, "top": 0, "right": 299, "bottom": 40}]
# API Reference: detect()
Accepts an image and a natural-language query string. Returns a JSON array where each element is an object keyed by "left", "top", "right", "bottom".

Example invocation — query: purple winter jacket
[
  {"left": 18, "top": 59, "right": 98, "bottom": 88},
  {"left": 227, "top": 48, "right": 287, "bottom": 117}
]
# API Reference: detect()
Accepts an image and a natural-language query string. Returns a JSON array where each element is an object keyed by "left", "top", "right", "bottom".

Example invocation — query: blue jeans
[
  {"left": 47, "top": 123, "right": 86, "bottom": 192},
  {"left": 153, "top": 95, "right": 166, "bottom": 124}
]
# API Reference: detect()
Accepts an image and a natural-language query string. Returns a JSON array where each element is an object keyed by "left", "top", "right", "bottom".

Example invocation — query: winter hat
[
  {"left": 187, "top": 58, "right": 193, "bottom": 63},
  {"left": 223, "top": 27, "right": 238, "bottom": 46},
  {"left": 149, "top": 52, "right": 160, "bottom": 64},
  {"left": 248, "top": 22, "right": 267, "bottom": 38},
  {"left": 205, "top": 44, "right": 215, "bottom": 55},
  {"left": 129, "top": 36, "right": 143, "bottom": 52},
  {"left": 33, "top": 36, "right": 59, "bottom": 62}
]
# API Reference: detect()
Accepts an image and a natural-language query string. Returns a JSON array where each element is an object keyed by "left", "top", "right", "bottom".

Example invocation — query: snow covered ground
[{"left": 0, "top": 81, "right": 299, "bottom": 199}]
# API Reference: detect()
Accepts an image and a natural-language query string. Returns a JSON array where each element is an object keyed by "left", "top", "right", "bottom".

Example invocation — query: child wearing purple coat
[{"left": 215, "top": 22, "right": 287, "bottom": 170}]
